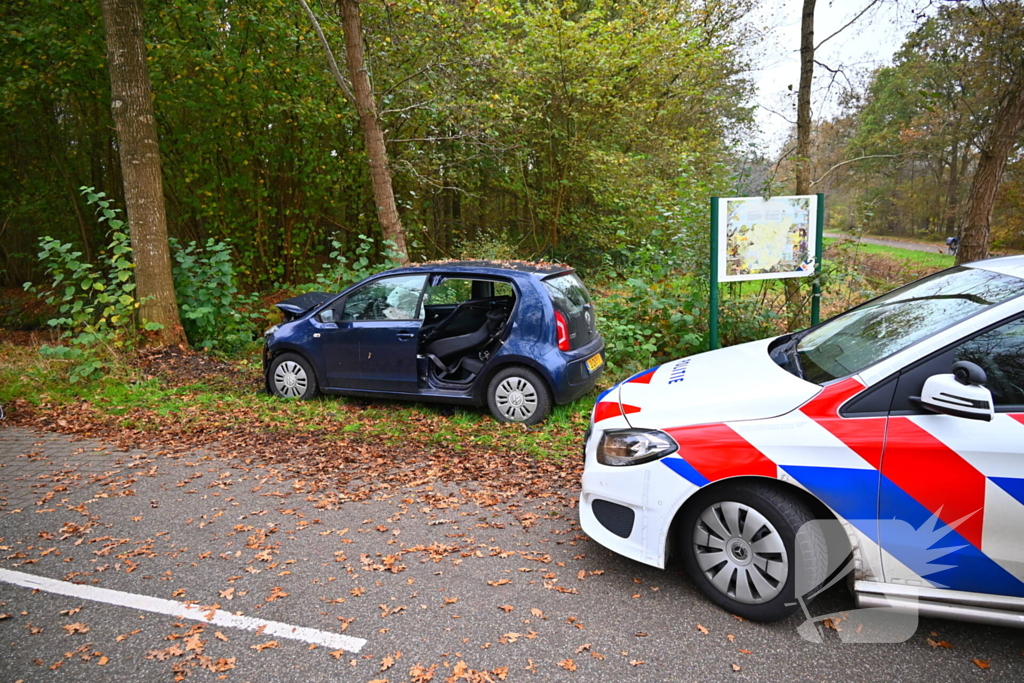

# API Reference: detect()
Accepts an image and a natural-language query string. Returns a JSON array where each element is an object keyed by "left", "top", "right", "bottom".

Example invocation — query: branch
[
  {"left": 811, "top": 154, "right": 899, "bottom": 187},
  {"left": 814, "top": 0, "right": 883, "bottom": 51},
  {"left": 759, "top": 103, "right": 796, "bottom": 125},
  {"left": 296, "top": 0, "right": 355, "bottom": 105},
  {"left": 388, "top": 132, "right": 478, "bottom": 144}
]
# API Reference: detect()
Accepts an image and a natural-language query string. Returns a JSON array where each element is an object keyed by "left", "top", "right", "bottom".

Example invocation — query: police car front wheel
[{"left": 679, "top": 481, "right": 828, "bottom": 622}]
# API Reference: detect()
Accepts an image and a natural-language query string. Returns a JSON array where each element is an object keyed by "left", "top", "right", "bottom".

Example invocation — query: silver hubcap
[
  {"left": 494, "top": 376, "right": 538, "bottom": 421},
  {"left": 692, "top": 501, "right": 788, "bottom": 604},
  {"left": 273, "top": 360, "right": 308, "bottom": 398}
]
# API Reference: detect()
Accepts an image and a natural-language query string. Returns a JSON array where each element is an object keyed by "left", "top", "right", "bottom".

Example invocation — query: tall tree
[
  {"left": 956, "top": 2, "right": 1024, "bottom": 263},
  {"left": 338, "top": 0, "right": 408, "bottom": 262},
  {"left": 99, "top": 0, "right": 186, "bottom": 344}
]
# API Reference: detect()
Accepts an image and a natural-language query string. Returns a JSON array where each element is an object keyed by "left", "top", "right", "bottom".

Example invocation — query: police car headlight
[{"left": 596, "top": 429, "right": 678, "bottom": 466}]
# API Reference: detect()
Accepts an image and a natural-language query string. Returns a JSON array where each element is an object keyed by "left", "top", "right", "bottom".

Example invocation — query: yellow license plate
[{"left": 586, "top": 353, "right": 603, "bottom": 372}]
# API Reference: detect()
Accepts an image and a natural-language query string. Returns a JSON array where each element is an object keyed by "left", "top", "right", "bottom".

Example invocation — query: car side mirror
[{"left": 918, "top": 361, "right": 994, "bottom": 422}]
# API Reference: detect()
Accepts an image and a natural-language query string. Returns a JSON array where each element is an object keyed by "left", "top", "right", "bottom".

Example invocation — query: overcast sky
[{"left": 745, "top": 0, "right": 929, "bottom": 157}]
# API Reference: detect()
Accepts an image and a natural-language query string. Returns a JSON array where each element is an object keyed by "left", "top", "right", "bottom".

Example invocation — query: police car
[{"left": 581, "top": 256, "right": 1024, "bottom": 625}]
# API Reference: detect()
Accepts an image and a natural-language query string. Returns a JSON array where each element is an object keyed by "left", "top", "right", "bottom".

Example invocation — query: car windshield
[{"left": 793, "top": 266, "right": 1024, "bottom": 384}]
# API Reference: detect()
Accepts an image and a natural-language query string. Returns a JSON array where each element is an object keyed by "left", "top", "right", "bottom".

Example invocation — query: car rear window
[{"left": 542, "top": 273, "right": 591, "bottom": 314}]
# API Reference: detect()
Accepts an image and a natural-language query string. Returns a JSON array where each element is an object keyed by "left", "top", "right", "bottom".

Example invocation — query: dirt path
[{"left": 824, "top": 232, "right": 952, "bottom": 254}]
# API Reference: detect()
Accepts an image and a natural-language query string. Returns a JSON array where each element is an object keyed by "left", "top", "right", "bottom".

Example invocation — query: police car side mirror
[{"left": 917, "top": 361, "right": 994, "bottom": 422}]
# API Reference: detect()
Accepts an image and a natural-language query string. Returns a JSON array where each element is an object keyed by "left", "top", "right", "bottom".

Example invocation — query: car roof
[
  {"left": 968, "top": 254, "right": 1024, "bottom": 279},
  {"left": 388, "top": 260, "right": 575, "bottom": 278}
]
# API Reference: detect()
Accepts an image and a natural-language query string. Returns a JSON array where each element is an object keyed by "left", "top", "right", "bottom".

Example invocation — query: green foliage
[
  {"left": 25, "top": 188, "right": 153, "bottom": 382},
  {"left": 1, "top": 0, "right": 755, "bottom": 288},
  {"left": 301, "top": 234, "right": 406, "bottom": 293},
  {"left": 170, "top": 238, "right": 262, "bottom": 352}
]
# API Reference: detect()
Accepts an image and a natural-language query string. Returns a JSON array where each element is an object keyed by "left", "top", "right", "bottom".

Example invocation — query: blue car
[{"left": 262, "top": 260, "right": 605, "bottom": 424}]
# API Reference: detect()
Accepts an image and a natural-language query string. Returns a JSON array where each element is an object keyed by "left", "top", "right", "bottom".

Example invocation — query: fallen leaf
[
  {"left": 558, "top": 658, "right": 577, "bottom": 672},
  {"left": 575, "top": 644, "right": 591, "bottom": 654},
  {"left": 487, "top": 579, "right": 511, "bottom": 587},
  {"left": 409, "top": 662, "right": 437, "bottom": 682},
  {"left": 530, "top": 608, "right": 544, "bottom": 619},
  {"left": 62, "top": 622, "right": 90, "bottom": 635},
  {"left": 214, "top": 631, "right": 228, "bottom": 642},
  {"left": 926, "top": 638, "right": 952, "bottom": 649},
  {"left": 98, "top": 656, "right": 109, "bottom": 666},
  {"left": 696, "top": 624, "right": 709, "bottom": 635},
  {"left": 629, "top": 659, "right": 646, "bottom": 666},
  {"left": 738, "top": 649, "right": 752, "bottom": 654},
  {"left": 381, "top": 655, "right": 395, "bottom": 671},
  {"left": 972, "top": 659, "right": 990, "bottom": 670},
  {"left": 732, "top": 663, "right": 742, "bottom": 671},
  {"left": 251, "top": 640, "right": 279, "bottom": 652},
  {"left": 498, "top": 605, "right": 514, "bottom": 612}
]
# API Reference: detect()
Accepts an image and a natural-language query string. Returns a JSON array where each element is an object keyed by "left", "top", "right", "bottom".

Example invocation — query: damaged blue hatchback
[{"left": 263, "top": 261, "right": 605, "bottom": 424}]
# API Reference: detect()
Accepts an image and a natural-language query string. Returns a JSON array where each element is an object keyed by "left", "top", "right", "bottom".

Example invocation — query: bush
[
  {"left": 170, "top": 238, "right": 262, "bottom": 353},
  {"left": 300, "top": 234, "right": 406, "bottom": 294},
  {"left": 25, "top": 188, "right": 157, "bottom": 381}
]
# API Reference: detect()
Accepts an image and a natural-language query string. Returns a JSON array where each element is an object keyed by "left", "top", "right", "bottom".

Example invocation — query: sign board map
[{"left": 716, "top": 195, "right": 819, "bottom": 282}]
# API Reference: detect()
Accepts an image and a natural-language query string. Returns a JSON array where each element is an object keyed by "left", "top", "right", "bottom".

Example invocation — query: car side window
[
  {"left": 424, "top": 279, "right": 474, "bottom": 305},
  {"left": 340, "top": 275, "right": 426, "bottom": 322},
  {"left": 953, "top": 316, "right": 1024, "bottom": 409}
]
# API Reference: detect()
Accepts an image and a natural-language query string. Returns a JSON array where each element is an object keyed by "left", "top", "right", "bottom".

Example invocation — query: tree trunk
[
  {"left": 100, "top": 0, "right": 186, "bottom": 346},
  {"left": 956, "top": 75, "right": 1024, "bottom": 265},
  {"left": 795, "top": 0, "right": 816, "bottom": 196},
  {"left": 785, "top": 0, "right": 816, "bottom": 331},
  {"left": 338, "top": 0, "right": 409, "bottom": 262}
]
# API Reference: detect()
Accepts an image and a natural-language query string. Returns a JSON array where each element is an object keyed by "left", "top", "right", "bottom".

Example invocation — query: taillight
[{"left": 555, "top": 311, "right": 570, "bottom": 351}]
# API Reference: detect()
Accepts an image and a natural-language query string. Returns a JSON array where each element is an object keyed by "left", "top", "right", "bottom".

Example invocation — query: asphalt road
[{"left": 2, "top": 426, "right": 1022, "bottom": 683}]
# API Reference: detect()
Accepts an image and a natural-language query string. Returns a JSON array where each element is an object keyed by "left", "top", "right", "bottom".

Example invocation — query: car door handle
[{"left": 396, "top": 332, "right": 416, "bottom": 341}]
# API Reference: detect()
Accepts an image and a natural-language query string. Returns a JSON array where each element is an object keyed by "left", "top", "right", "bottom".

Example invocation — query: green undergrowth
[{"left": 0, "top": 343, "right": 595, "bottom": 461}]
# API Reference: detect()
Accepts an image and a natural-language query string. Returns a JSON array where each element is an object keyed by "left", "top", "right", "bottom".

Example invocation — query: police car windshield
[{"left": 795, "top": 266, "right": 1023, "bottom": 384}]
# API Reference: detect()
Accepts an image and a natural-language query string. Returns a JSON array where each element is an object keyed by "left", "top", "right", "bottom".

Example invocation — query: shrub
[
  {"left": 170, "top": 238, "right": 262, "bottom": 353},
  {"left": 25, "top": 188, "right": 157, "bottom": 381},
  {"left": 300, "top": 234, "right": 405, "bottom": 294}
]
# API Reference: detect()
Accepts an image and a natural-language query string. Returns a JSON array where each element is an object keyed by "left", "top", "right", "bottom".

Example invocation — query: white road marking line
[{"left": 0, "top": 568, "right": 365, "bottom": 653}]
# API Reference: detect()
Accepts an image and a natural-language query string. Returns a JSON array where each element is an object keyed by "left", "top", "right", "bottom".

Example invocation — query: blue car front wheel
[{"left": 269, "top": 352, "right": 320, "bottom": 400}]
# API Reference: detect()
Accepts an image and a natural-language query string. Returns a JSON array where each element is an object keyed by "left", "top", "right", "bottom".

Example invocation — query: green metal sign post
[
  {"left": 708, "top": 193, "right": 824, "bottom": 351},
  {"left": 709, "top": 196, "right": 720, "bottom": 350},
  {"left": 810, "top": 192, "right": 825, "bottom": 327}
]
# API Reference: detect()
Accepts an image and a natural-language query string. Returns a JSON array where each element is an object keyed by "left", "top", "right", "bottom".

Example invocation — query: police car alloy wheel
[
  {"left": 487, "top": 366, "right": 551, "bottom": 425},
  {"left": 269, "top": 353, "right": 320, "bottom": 400},
  {"left": 679, "top": 481, "right": 828, "bottom": 622}
]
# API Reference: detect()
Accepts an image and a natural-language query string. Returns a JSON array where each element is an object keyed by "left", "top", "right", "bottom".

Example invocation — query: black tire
[
  {"left": 268, "top": 352, "right": 320, "bottom": 400},
  {"left": 679, "top": 481, "right": 828, "bottom": 622},
  {"left": 486, "top": 366, "right": 552, "bottom": 425}
]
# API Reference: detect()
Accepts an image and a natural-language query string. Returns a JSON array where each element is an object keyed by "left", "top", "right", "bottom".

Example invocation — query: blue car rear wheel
[{"left": 487, "top": 366, "right": 551, "bottom": 425}]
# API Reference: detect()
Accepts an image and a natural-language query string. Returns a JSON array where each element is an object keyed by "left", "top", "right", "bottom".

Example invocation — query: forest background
[{"left": 1, "top": 0, "right": 1023, "bottom": 386}]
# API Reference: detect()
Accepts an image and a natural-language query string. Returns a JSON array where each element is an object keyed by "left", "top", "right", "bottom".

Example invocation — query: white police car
[{"left": 581, "top": 256, "right": 1024, "bottom": 625}]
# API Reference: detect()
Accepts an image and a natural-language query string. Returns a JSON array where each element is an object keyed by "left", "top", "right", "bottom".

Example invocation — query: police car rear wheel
[{"left": 680, "top": 482, "right": 828, "bottom": 622}]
